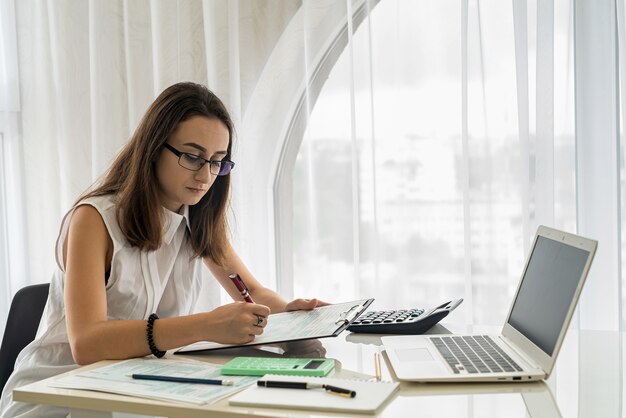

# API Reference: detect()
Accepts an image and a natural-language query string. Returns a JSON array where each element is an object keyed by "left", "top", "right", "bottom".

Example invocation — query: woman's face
[{"left": 155, "top": 115, "right": 230, "bottom": 212}]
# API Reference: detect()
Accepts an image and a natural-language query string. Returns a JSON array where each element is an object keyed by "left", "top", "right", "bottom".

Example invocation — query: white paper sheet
[
  {"left": 50, "top": 358, "right": 258, "bottom": 405},
  {"left": 177, "top": 298, "right": 373, "bottom": 353},
  {"left": 229, "top": 374, "right": 400, "bottom": 413}
]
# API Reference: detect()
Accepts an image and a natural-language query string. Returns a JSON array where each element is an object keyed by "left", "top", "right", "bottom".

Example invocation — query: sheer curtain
[
  {"left": 273, "top": 0, "right": 622, "bottom": 329},
  {"left": 276, "top": 0, "right": 579, "bottom": 320},
  {"left": 254, "top": 0, "right": 621, "bottom": 415},
  {"left": 0, "top": 0, "right": 301, "bottom": 331},
  {"left": 0, "top": 0, "right": 27, "bottom": 334}
]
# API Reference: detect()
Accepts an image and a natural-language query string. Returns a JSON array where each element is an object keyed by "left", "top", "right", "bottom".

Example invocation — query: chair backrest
[{"left": 0, "top": 283, "right": 49, "bottom": 394}]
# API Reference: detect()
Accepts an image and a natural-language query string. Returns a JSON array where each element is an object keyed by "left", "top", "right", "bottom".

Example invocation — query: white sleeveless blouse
[{"left": 0, "top": 195, "right": 207, "bottom": 417}]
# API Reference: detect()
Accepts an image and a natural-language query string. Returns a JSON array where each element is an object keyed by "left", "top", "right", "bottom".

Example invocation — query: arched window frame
[{"left": 238, "top": 1, "right": 377, "bottom": 297}]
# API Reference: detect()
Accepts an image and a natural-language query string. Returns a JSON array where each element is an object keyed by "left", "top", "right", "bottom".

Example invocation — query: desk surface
[{"left": 13, "top": 324, "right": 623, "bottom": 417}]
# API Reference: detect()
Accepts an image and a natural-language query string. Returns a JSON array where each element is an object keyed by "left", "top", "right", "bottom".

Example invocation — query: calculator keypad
[
  {"left": 238, "top": 358, "right": 285, "bottom": 370},
  {"left": 351, "top": 309, "right": 425, "bottom": 325},
  {"left": 346, "top": 306, "right": 450, "bottom": 335},
  {"left": 220, "top": 356, "right": 335, "bottom": 377},
  {"left": 348, "top": 300, "right": 461, "bottom": 335}
]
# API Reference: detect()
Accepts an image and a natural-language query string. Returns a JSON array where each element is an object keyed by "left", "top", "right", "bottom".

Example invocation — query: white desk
[{"left": 13, "top": 325, "right": 622, "bottom": 417}]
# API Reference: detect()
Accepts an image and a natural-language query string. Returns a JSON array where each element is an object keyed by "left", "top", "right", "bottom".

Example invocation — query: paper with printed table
[
  {"left": 176, "top": 298, "right": 374, "bottom": 354},
  {"left": 49, "top": 358, "right": 257, "bottom": 405}
]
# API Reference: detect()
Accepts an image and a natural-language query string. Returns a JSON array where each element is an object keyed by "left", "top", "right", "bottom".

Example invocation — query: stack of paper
[{"left": 50, "top": 358, "right": 257, "bottom": 405}]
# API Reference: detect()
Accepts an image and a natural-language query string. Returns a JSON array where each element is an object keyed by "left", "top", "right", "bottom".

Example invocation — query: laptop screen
[{"left": 507, "top": 236, "right": 590, "bottom": 356}]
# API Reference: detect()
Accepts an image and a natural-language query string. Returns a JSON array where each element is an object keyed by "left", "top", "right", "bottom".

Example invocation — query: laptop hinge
[{"left": 499, "top": 337, "right": 543, "bottom": 371}]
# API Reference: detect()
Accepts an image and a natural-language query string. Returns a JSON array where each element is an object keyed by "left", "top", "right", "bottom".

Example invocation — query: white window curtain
[
  {"left": 262, "top": 0, "right": 624, "bottom": 330},
  {"left": 268, "top": 0, "right": 582, "bottom": 318},
  {"left": 0, "top": 0, "right": 27, "bottom": 334},
  {"left": 0, "top": 0, "right": 302, "bottom": 331},
  {"left": 249, "top": 0, "right": 624, "bottom": 415}
]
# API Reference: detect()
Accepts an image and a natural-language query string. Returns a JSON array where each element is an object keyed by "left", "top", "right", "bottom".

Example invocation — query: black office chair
[{"left": 0, "top": 283, "right": 49, "bottom": 394}]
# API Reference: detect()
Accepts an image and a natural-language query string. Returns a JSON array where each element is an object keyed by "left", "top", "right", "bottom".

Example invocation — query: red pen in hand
[{"left": 229, "top": 273, "right": 254, "bottom": 303}]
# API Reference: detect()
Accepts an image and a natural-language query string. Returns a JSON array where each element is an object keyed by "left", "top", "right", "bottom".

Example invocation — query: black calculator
[{"left": 347, "top": 299, "right": 463, "bottom": 335}]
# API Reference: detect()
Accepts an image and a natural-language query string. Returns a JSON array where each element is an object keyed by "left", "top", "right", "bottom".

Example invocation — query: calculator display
[{"left": 304, "top": 360, "right": 323, "bottom": 369}]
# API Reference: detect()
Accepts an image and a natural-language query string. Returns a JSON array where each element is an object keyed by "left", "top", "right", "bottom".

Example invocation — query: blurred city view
[{"left": 290, "top": 0, "right": 575, "bottom": 326}]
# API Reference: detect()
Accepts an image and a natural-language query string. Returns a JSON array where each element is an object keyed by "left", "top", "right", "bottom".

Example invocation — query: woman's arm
[
  {"left": 64, "top": 205, "right": 270, "bottom": 365},
  {"left": 204, "top": 242, "right": 326, "bottom": 313}
]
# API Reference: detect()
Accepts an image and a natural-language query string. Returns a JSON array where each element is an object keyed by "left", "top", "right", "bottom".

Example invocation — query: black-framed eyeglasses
[{"left": 163, "top": 143, "right": 235, "bottom": 176}]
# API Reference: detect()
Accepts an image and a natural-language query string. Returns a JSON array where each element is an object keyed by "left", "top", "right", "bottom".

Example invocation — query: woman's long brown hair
[{"left": 77, "top": 82, "right": 234, "bottom": 266}]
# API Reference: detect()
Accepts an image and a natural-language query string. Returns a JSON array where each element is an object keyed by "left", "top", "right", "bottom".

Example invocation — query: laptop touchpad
[{"left": 396, "top": 348, "right": 433, "bottom": 362}]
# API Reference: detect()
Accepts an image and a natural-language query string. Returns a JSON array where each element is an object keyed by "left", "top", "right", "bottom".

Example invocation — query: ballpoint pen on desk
[
  {"left": 130, "top": 374, "right": 235, "bottom": 386},
  {"left": 257, "top": 380, "right": 356, "bottom": 398},
  {"left": 229, "top": 273, "right": 254, "bottom": 303}
]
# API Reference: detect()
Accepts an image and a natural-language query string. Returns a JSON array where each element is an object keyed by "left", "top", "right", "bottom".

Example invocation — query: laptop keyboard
[{"left": 430, "top": 335, "right": 523, "bottom": 374}]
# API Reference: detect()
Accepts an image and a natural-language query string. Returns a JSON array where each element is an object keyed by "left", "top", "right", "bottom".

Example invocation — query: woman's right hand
[{"left": 203, "top": 302, "right": 271, "bottom": 344}]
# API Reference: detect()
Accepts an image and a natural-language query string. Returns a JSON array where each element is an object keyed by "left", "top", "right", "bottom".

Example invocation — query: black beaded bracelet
[{"left": 146, "top": 313, "right": 166, "bottom": 358}]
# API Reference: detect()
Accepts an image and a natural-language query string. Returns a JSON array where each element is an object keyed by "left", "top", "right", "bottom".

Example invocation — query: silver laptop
[{"left": 382, "top": 225, "right": 597, "bottom": 382}]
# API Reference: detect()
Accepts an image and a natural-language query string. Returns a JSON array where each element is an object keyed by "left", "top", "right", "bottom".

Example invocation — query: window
[{"left": 286, "top": 0, "right": 575, "bottom": 325}]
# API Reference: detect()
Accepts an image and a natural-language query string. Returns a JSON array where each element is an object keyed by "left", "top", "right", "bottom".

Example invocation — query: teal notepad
[{"left": 228, "top": 374, "right": 400, "bottom": 414}]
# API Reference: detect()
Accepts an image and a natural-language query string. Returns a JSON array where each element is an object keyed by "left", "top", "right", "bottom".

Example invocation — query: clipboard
[{"left": 175, "top": 298, "right": 374, "bottom": 354}]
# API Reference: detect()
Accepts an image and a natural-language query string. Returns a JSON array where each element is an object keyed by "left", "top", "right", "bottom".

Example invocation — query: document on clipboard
[{"left": 175, "top": 298, "right": 374, "bottom": 354}]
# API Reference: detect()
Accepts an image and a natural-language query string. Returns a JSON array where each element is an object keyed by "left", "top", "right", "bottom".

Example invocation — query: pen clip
[{"left": 335, "top": 304, "right": 363, "bottom": 325}]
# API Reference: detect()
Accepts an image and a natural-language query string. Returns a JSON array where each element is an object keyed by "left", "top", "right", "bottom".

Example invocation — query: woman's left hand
[{"left": 284, "top": 298, "right": 329, "bottom": 312}]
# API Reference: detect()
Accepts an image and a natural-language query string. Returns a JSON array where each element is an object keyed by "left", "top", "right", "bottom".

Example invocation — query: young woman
[{"left": 0, "top": 82, "right": 324, "bottom": 417}]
